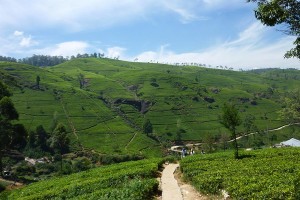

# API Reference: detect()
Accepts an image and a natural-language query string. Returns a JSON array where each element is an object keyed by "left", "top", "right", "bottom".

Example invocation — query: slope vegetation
[{"left": 1, "top": 59, "right": 300, "bottom": 154}]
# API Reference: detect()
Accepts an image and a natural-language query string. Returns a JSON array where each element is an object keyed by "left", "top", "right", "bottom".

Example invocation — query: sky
[{"left": 0, "top": 0, "right": 299, "bottom": 70}]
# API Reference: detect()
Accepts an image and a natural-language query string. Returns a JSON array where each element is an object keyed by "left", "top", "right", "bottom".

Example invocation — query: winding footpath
[{"left": 161, "top": 164, "right": 183, "bottom": 200}]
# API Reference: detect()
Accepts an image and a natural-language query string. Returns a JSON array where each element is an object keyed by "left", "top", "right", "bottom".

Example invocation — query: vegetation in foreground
[
  {"left": 180, "top": 147, "right": 300, "bottom": 199},
  {"left": 6, "top": 158, "right": 163, "bottom": 200}
]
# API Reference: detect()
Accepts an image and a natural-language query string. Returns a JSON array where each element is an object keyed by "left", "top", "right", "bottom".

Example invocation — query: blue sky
[{"left": 0, "top": 0, "right": 299, "bottom": 69}]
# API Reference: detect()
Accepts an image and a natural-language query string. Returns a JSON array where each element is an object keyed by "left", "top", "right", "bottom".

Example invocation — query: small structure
[{"left": 280, "top": 138, "right": 300, "bottom": 147}]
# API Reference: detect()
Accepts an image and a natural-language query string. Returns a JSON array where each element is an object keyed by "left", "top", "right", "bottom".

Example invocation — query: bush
[
  {"left": 15, "top": 161, "right": 36, "bottom": 176},
  {"left": 72, "top": 157, "right": 92, "bottom": 172},
  {"left": 0, "top": 183, "right": 6, "bottom": 192}
]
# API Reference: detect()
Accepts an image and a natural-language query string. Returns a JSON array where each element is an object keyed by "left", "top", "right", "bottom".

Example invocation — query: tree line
[{"left": 0, "top": 53, "right": 106, "bottom": 67}]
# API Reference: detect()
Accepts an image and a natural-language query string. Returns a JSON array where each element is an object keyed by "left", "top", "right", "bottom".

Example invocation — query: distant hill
[{"left": 1, "top": 58, "right": 300, "bottom": 155}]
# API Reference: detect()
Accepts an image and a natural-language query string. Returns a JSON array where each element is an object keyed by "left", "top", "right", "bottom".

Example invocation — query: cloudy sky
[{"left": 0, "top": 0, "right": 299, "bottom": 69}]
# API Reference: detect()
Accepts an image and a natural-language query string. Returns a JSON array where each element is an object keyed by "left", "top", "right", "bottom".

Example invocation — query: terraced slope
[{"left": 1, "top": 59, "right": 300, "bottom": 154}]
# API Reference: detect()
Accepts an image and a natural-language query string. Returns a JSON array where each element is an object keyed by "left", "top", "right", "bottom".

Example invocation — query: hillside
[{"left": 1, "top": 59, "right": 300, "bottom": 154}]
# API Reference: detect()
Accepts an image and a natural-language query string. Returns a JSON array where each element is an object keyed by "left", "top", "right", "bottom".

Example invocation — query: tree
[
  {"left": 220, "top": 103, "right": 241, "bottom": 159},
  {"left": 247, "top": 0, "right": 300, "bottom": 59},
  {"left": 0, "top": 81, "right": 26, "bottom": 176},
  {"left": 0, "top": 97, "right": 19, "bottom": 120},
  {"left": 36, "top": 125, "right": 49, "bottom": 151},
  {"left": 36, "top": 75, "right": 40, "bottom": 89},
  {"left": 143, "top": 119, "right": 153, "bottom": 135},
  {"left": 78, "top": 73, "right": 85, "bottom": 89},
  {"left": 280, "top": 90, "right": 300, "bottom": 123},
  {"left": 49, "top": 123, "right": 70, "bottom": 171}
]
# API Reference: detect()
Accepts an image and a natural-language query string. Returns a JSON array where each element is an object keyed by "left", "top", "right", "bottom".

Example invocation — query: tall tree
[
  {"left": 49, "top": 123, "right": 70, "bottom": 171},
  {"left": 220, "top": 103, "right": 241, "bottom": 159},
  {"left": 143, "top": 119, "right": 153, "bottom": 135},
  {"left": 36, "top": 125, "right": 49, "bottom": 151},
  {"left": 0, "top": 81, "right": 25, "bottom": 176},
  {"left": 247, "top": 0, "right": 300, "bottom": 59},
  {"left": 36, "top": 75, "right": 40, "bottom": 89}
]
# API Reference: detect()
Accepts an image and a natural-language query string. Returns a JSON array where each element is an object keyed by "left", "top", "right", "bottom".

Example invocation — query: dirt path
[
  {"left": 170, "top": 123, "right": 300, "bottom": 152},
  {"left": 161, "top": 163, "right": 183, "bottom": 200},
  {"left": 161, "top": 164, "right": 218, "bottom": 200}
]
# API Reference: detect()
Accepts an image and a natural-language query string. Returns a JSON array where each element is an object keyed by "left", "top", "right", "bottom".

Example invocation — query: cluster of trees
[
  {"left": 0, "top": 56, "right": 17, "bottom": 63},
  {"left": 0, "top": 80, "right": 71, "bottom": 177},
  {"left": 0, "top": 52, "right": 106, "bottom": 67},
  {"left": 19, "top": 55, "right": 67, "bottom": 67},
  {"left": 27, "top": 123, "right": 70, "bottom": 171},
  {"left": 0, "top": 81, "right": 27, "bottom": 176}
]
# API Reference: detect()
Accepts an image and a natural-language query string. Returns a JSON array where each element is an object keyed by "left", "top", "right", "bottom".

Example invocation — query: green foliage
[
  {"left": 143, "top": 119, "right": 153, "bottom": 135},
  {"left": 0, "top": 96, "right": 19, "bottom": 120},
  {"left": 1, "top": 59, "right": 300, "bottom": 155},
  {"left": 0, "top": 81, "right": 26, "bottom": 176},
  {"left": 0, "top": 81, "right": 11, "bottom": 99},
  {"left": 49, "top": 123, "right": 70, "bottom": 154},
  {"left": 9, "top": 158, "right": 162, "bottom": 199},
  {"left": 0, "top": 182, "right": 5, "bottom": 192},
  {"left": 180, "top": 148, "right": 300, "bottom": 199},
  {"left": 280, "top": 90, "right": 300, "bottom": 123},
  {"left": 220, "top": 103, "right": 241, "bottom": 158},
  {"left": 248, "top": 0, "right": 300, "bottom": 59},
  {"left": 220, "top": 103, "right": 241, "bottom": 133}
]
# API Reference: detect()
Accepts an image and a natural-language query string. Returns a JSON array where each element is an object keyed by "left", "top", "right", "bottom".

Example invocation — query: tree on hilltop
[{"left": 247, "top": 0, "right": 300, "bottom": 59}]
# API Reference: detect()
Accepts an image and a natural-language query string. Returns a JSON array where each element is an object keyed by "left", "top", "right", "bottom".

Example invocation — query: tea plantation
[
  {"left": 1, "top": 58, "right": 300, "bottom": 155},
  {"left": 180, "top": 148, "right": 300, "bottom": 199},
  {"left": 7, "top": 158, "right": 163, "bottom": 200}
]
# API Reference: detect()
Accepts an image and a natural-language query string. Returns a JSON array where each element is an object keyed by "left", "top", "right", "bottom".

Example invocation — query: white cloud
[
  {"left": 14, "top": 31, "right": 23, "bottom": 36},
  {"left": 202, "top": 0, "right": 247, "bottom": 10},
  {"left": 19, "top": 36, "right": 36, "bottom": 47},
  {"left": 0, "top": 31, "right": 38, "bottom": 56},
  {"left": 40, "top": 41, "right": 90, "bottom": 57},
  {"left": 106, "top": 47, "right": 126, "bottom": 59},
  {"left": 0, "top": 0, "right": 219, "bottom": 31},
  {"left": 134, "top": 22, "right": 300, "bottom": 69}
]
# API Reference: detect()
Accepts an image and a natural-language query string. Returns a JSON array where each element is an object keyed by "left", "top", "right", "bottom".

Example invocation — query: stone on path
[{"left": 161, "top": 163, "right": 183, "bottom": 200}]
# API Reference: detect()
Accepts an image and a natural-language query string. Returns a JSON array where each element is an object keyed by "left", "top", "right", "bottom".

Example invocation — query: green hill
[{"left": 1, "top": 59, "right": 300, "bottom": 155}]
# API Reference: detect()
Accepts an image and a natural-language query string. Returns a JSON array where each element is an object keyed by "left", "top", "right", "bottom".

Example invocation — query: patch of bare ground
[{"left": 0, "top": 178, "right": 24, "bottom": 191}]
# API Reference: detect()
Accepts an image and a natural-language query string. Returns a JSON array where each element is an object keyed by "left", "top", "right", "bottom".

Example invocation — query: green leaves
[
  {"left": 248, "top": 0, "right": 300, "bottom": 59},
  {"left": 180, "top": 148, "right": 300, "bottom": 199},
  {"left": 9, "top": 159, "right": 162, "bottom": 199},
  {"left": 0, "top": 96, "right": 19, "bottom": 120},
  {"left": 220, "top": 103, "right": 241, "bottom": 133}
]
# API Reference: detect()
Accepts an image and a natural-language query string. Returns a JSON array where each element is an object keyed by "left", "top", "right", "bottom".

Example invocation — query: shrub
[{"left": 0, "top": 183, "right": 6, "bottom": 192}]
